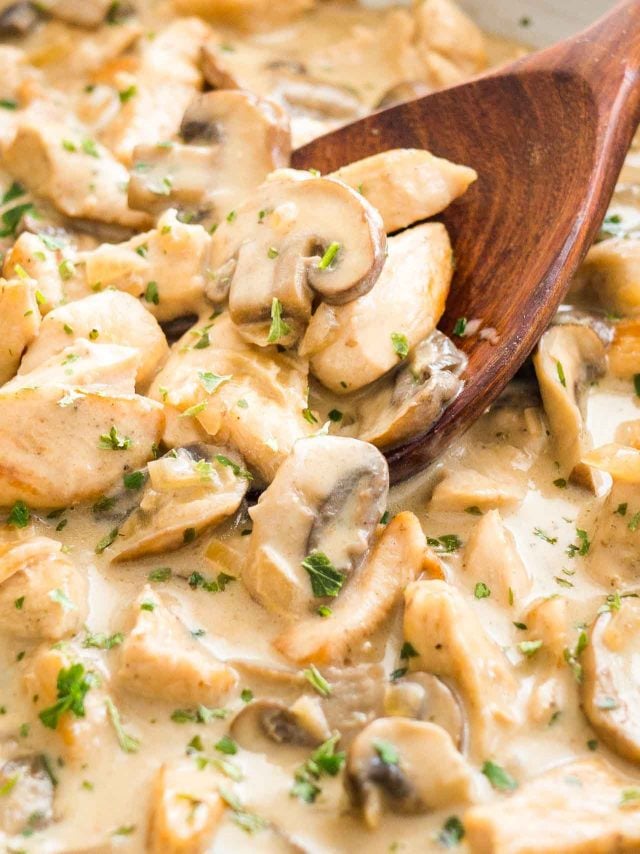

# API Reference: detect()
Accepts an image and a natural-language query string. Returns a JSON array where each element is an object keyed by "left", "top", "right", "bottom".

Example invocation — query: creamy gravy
[{"left": 1, "top": 2, "right": 640, "bottom": 853}]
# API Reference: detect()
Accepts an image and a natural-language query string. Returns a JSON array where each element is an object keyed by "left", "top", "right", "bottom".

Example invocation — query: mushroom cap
[
  {"left": 113, "top": 443, "right": 248, "bottom": 561},
  {"left": 345, "top": 717, "right": 476, "bottom": 828},
  {"left": 230, "top": 699, "right": 324, "bottom": 753},
  {"left": 582, "top": 596, "right": 640, "bottom": 763},
  {"left": 243, "top": 435, "right": 389, "bottom": 617},
  {"left": 384, "top": 672, "right": 465, "bottom": 749},
  {"left": 210, "top": 172, "right": 386, "bottom": 347},
  {"left": 357, "top": 329, "right": 466, "bottom": 449}
]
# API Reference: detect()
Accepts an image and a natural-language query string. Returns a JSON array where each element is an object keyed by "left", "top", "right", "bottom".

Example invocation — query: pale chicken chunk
[
  {"left": 20, "top": 291, "right": 168, "bottom": 389},
  {"left": 2, "top": 117, "right": 151, "bottom": 228},
  {"left": 414, "top": 0, "right": 488, "bottom": 85},
  {"left": 118, "top": 587, "right": 237, "bottom": 705},
  {"left": 403, "top": 579, "right": 519, "bottom": 758},
  {"left": 301, "top": 224, "right": 453, "bottom": 394},
  {"left": 0, "top": 536, "right": 87, "bottom": 640},
  {"left": 149, "top": 313, "right": 313, "bottom": 481},
  {"left": 100, "top": 18, "right": 210, "bottom": 164},
  {"left": 82, "top": 209, "right": 211, "bottom": 321},
  {"left": 148, "top": 759, "right": 226, "bottom": 854},
  {"left": 574, "top": 236, "right": 640, "bottom": 317},
  {"left": 464, "top": 759, "right": 640, "bottom": 853},
  {"left": 430, "top": 470, "right": 525, "bottom": 512},
  {"left": 330, "top": 149, "right": 476, "bottom": 234},
  {"left": 174, "top": 0, "right": 314, "bottom": 28},
  {"left": 0, "top": 277, "right": 40, "bottom": 386},
  {"left": 462, "top": 510, "right": 531, "bottom": 607},
  {"left": 2, "top": 232, "right": 65, "bottom": 313},
  {"left": 0, "top": 346, "right": 164, "bottom": 507}
]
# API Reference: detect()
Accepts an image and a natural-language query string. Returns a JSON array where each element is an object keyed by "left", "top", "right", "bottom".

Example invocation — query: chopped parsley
[
  {"left": 517, "top": 639, "right": 543, "bottom": 658},
  {"left": 373, "top": 739, "right": 399, "bottom": 766},
  {"left": 123, "top": 470, "right": 145, "bottom": 490},
  {"left": 556, "top": 360, "right": 567, "bottom": 388},
  {"left": 240, "top": 689, "right": 253, "bottom": 703},
  {"left": 400, "top": 641, "right": 418, "bottom": 659},
  {"left": 83, "top": 631, "right": 124, "bottom": 650},
  {"left": 318, "top": 241, "right": 341, "bottom": 270},
  {"left": 452, "top": 317, "right": 467, "bottom": 336},
  {"left": 81, "top": 139, "right": 100, "bottom": 158},
  {"left": 553, "top": 478, "right": 568, "bottom": 489},
  {"left": 118, "top": 84, "right": 137, "bottom": 103},
  {"left": 198, "top": 370, "right": 231, "bottom": 394},
  {"left": 426, "top": 534, "right": 462, "bottom": 553},
  {"left": 634, "top": 374, "right": 640, "bottom": 398},
  {"left": 8, "top": 500, "right": 30, "bottom": 528},
  {"left": 266, "top": 297, "right": 291, "bottom": 344},
  {"left": 533, "top": 527, "right": 557, "bottom": 544},
  {"left": 170, "top": 705, "right": 228, "bottom": 724},
  {"left": 474, "top": 582, "right": 491, "bottom": 599},
  {"left": 291, "top": 734, "right": 345, "bottom": 804},
  {"left": 98, "top": 425, "right": 132, "bottom": 451},
  {"left": 390, "top": 331, "right": 409, "bottom": 359},
  {"left": 566, "top": 528, "right": 590, "bottom": 557},
  {"left": 302, "top": 664, "right": 332, "bottom": 697},
  {"left": 629, "top": 511, "right": 640, "bottom": 532},
  {"left": 215, "top": 454, "right": 253, "bottom": 480},
  {"left": 144, "top": 281, "right": 159, "bottom": 305},
  {"left": 563, "top": 630, "right": 588, "bottom": 682},
  {"left": 148, "top": 567, "right": 172, "bottom": 582},
  {"left": 328, "top": 408, "right": 343, "bottom": 422},
  {"left": 39, "top": 664, "right": 93, "bottom": 730},
  {"left": 481, "top": 760, "right": 517, "bottom": 791},
  {"left": 95, "top": 527, "right": 119, "bottom": 554},
  {"left": 215, "top": 735, "right": 237, "bottom": 755},
  {"left": 437, "top": 816, "right": 465, "bottom": 848},
  {"left": 301, "top": 551, "right": 345, "bottom": 598},
  {"left": 105, "top": 698, "right": 140, "bottom": 753}
]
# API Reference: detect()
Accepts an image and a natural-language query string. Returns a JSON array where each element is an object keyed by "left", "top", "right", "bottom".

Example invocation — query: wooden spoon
[{"left": 292, "top": 0, "right": 640, "bottom": 484}]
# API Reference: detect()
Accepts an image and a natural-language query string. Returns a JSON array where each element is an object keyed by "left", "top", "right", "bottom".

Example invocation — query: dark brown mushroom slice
[
  {"left": 159, "top": 314, "right": 199, "bottom": 345},
  {"left": 357, "top": 330, "right": 467, "bottom": 450},
  {"left": 230, "top": 699, "right": 323, "bottom": 753},
  {"left": 0, "top": 1, "right": 41, "bottom": 37},
  {"left": 0, "top": 755, "right": 55, "bottom": 836},
  {"left": 243, "top": 436, "right": 389, "bottom": 616}
]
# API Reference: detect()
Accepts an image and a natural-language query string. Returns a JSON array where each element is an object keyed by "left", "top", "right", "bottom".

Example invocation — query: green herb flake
[
  {"left": 95, "top": 527, "right": 119, "bottom": 554},
  {"left": 400, "top": 641, "right": 418, "bottom": 659},
  {"left": 634, "top": 374, "right": 640, "bottom": 398},
  {"left": 302, "top": 664, "right": 332, "bottom": 697},
  {"left": 301, "top": 551, "right": 345, "bottom": 598},
  {"left": 517, "top": 639, "right": 543, "bottom": 658},
  {"left": 118, "top": 84, "right": 137, "bottom": 103},
  {"left": 105, "top": 697, "right": 140, "bottom": 753},
  {"left": 81, "top": 138, "right": 100, "bottom": 158},
  {"left": 481, "top": 760, "right": 517, "bottom": 791},
  {"left": 198, "top": 370, "right": 231, "bottom": 395},
  {"left": 390, "top": 331, "right": 409, "bottom": 359},
  {"left": 240, "top": 689, "right": 253, "bottom": 703},
  {"left": 628, "top": 511, "right": 640, "bottom": 532},
  {"left": 302, "top": 407, "right": 318, "bottom": 424},
  {"left": 14, "top": 596, "right": 25, "bottom": 610},
  {"left": 215, "top": 735, "right": 237, "bottom": 755},
  {"left": 556, "top": 360, "right": 567, "bottom": 388},
  {"left": 8, "top": 500, "right": 30, "bottom": 528},
  {"left": 148, "top": 567, "right": 172, "bottom": 583},
  {"left": 426, "top": 534, "right": 462, "bottom": 554},
  {"left": 123, "top": 470, "right": 145, "bottom": 490},
  {"left": 533, "top": 527, "right": 557, "bottom": 544},
  {"left": 38, "top": 663, "right": 94, "bottom": 730},
  {"left": 437, "top": 815, "right": 465, "bottom": 848},
  {"left": 318, "top": 241, "right": 340, "bottom": 270},
  {"left": 58, "top": 259, "right": 75, "bottom": 281},
  {"left": 373, "top": 739, "right": 399, "bottom": 766},
  {"left": 266, "top": 297, "right": 291, "bottom": 345},
  {"left": 48, "top": 588, "right": 76, "bottom": 611},
  {"left": 98, "top": 425, "right": 132, "bottom": 451},
  {"left": 474, "top": 582, "right": 491, "bottom": 600},
  {"left": 553, "top": 478, "right": 568, "bottom": 489},
  {"left": 452, "top": 317, "right": 467, "bottom": 336},
  {"left": 144, "top": 280, "right": 159, "bottom": 305},
  {"left": 83, "top": 631, "right": 124, "bottom": 650}
]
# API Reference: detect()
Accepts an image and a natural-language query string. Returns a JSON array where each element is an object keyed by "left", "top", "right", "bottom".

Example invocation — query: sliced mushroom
[
  {"left": 0, "top": 755, "right": 54, "bottom": 836},
  {"left": 272, "top": 77, "right": 362, "bottom": 121},
  {"left": 462, "top": 510, "right": 531, "bottom": 607},
  {"left": 464, "top": 758, "right": 640, "bottom": 853},
  {"left": 148, "top": 759, "right": 225, "bottom": 854},
  {"left": 19, "top": 290, "right": 168, "bottom": 390},
  {"left": 242, "top": 435, "right": 388, "bottom": 617},
  {"left": 148, "top": 312, "right": 314, "bottom": 481},
  {"left": 301, "top": 224, "right": 453, "bottom": 393},
  {"left": 230, "top": 698, "right": 328, "bottom": 753},
  {"left": 0, "top": 2, "right": 41, "bottom": 37},
  {"left": 2, "top": 116, "right": 151, "bottom": 229},
  {"left": 0, "top": 276, "right": 40, "bottom": 385},
  {"left": 330, "top": 149, "right": 476, "bottom": 234},
  {"left": 403, "top": 579, "right": 519, "bottom": 759},
  {"left": 112, "top": 444, "right": 249, "bottom": 562},
  {"left": 354, "top": 329, "right": 467, "bottom": 449},
  {"left": 128, "top": 90, "right": 291, "bottom": 225},
  {"left": 582, "top": 596, "right": 640, "bottom": 762},
  {"left": 0, "top": 536, "right": 87, "bottom": 640},
  {"left": 209, "top": 172, "right": 386, "bottom": 347},
  {"left": 118, "top": 587, "right": 237, "bottom": 706},
  {"left": 533, "top": 323, "right": 608, "bottom": 491},
  {"left": 384, "top": 673, "right": 464, "bottom": 749},
  {"left": 274, "top": 511, "right": 423, "bottom": 665},
  {"left": 345, "top": 717, "right": 477, "bottom": 829}
]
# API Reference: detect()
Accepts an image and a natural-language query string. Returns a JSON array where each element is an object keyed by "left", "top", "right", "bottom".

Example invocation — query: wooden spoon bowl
[{"left": 292, "top": 0, "right": 640, "bottom": 483}]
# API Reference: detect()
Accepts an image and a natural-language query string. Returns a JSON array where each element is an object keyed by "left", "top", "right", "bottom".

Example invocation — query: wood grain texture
[{"left": 292, "top": 0, "right": 640, "bottom": 484}]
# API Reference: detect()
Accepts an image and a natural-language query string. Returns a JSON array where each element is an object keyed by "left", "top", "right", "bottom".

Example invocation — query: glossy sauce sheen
[{"left": 1, "top": 1, "right": 639, "bottom": 852}]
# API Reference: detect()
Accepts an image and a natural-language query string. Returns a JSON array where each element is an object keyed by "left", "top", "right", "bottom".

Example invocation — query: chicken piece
[
  {"left": 575, "top": 236, "right": 640, "bottom": 317},
  {"left": 0, "top": 277, "right": 40, "bottom": 386},
  {"left": 0, "top": 46, "right": 40, "bottom": 144},
  {"left": 173, "top": 0, "right": 314, "bottom": 29},
  {"left": 2, "top": 117, "right": 151, "bottom": 229},
  {"left": 82, "top": 209, "right": 212, "bottom": 322},
  {"left": 2, "top": 232, "right": 65, "bottom": 313},
  {"left": 149, "top": 313, "right": 313, "bottom": 482},
  {"left": 118, "top": 587, "right": 237, "bottom": 705},
  {"left": 0, "top": 536, "right": 87, "bottom": 640},
  {"left": 430, "top": 470, "right": 525, "bottom": 512},
  {"left": 0, "top": 350, "right": 164, "bottom": 506},
  {"left": 464, "top": 759, "right": 640, "bottom": 853},
  {"left": 274, "top": 512, "right": 424, "bottom": 665},
  {"left": 148, "top": 759, "right": 226, "bottom": 854},
  {"left": 330, "top": 149, "right": 476, "bottom": 234},
  {"left": 301, "top": 224, "right": 452, "bottom": 394},
  {"left": 609, "top": 318, "right": 640, "bottom": 378},
  {"left": 524, "top": 596, "right": 569, "bottom": 666},
  {"left": 462, "top": 510, "right": 531, "bottom": 607},
  {"left": 20, "top": 291, "right": 168, "bottom": 389},
  {"left": 403, "top": 579, "right": 519, "bottom": 758},
  {"left": 23, "top": 645, "right": 109, "bottom": 762},
  {"left": 101, "top": 17, "right": 210, "bottom": 164},
  {"left": 414, "top": 0, "right": 487, "bottom": 85}
]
